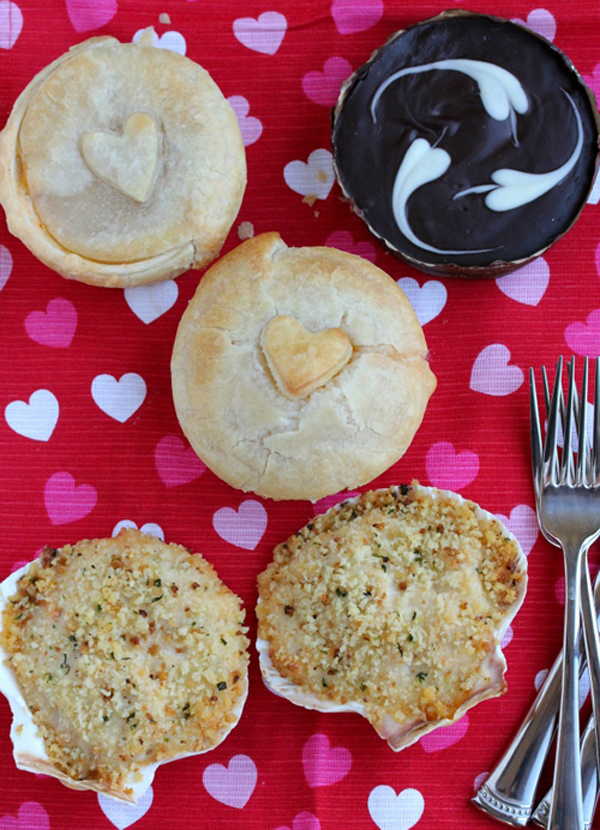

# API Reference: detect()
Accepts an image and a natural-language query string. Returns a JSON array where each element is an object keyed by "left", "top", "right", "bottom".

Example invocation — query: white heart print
[
  {"left": 0, "top": 0, "right": 23, "bottom": 50},
  {"left": 233, "top": 11, "right": 287, "bottom": 55},
  {"left": 133, "top": 28, "right": 186, "bottom": 55},
  {"left": 91, "top": 373, "right": 147, "bottom": 423},
  {"left": 470, "top": 344, "right": 524, "bottom": 396},
  {"left": 203, "top": 754, "right": 257, "bottom": 809},
  {"left": 112, "top": 520, "right": 164, "bottom": 540},
  {"left": 396, "top": 277, "right": 447, "bottom": 325},
  {"left": 368, "top": 786, "right": 425, "bottom": 830},
  {"left": 98, "top": 786, "right": 154, "bottom": 829},
  {"left": 213, "top": 500, "right": 267, "bottom": 550},
  {"left": 5, "top": 389, "right": 59, "bottom": 442},
  {"left": 495, "top": 504, "right": 539, "bottom": 556},
  {"left": 0, "top": 243, "right": 12, "bottom": 290},
  {"left": 496, "top": 258, "right": 549, "bottom": 306},
  {"left": 284, "top": 149, "right": 334, "bottom": 200},
  {"left": 124, "top": 280, "right": 178, "bottom": 324}
]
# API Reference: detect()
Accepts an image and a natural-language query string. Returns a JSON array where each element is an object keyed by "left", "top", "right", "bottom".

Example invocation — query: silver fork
[
  {"left": 473, "top": 359, "right": 600, "bottom": 826},
  {"left": 532, "top": 356, "right": 600, "bottom": 830}
]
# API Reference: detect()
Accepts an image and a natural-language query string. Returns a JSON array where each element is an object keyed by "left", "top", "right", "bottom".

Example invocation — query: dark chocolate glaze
[{"left": 332, "top": 12, "right": 600, "bottom": 274}]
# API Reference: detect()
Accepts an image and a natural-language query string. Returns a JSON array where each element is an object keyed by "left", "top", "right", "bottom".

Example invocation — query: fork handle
[
  {"left": 548, "top": 547, "right": 585, "bottom": 830},
  {"left": 580, "top": 547, "right": 600, "bottom": 781}
]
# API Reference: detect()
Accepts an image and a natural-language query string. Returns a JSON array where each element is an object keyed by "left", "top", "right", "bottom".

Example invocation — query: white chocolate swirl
[{"left": 372, "top": 60, "right": 584, "bottom": 255}]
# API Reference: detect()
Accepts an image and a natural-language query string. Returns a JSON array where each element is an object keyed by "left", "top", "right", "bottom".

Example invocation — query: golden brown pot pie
[
  {"left": 0, "top": 529, "right": 249, "bottom": 802},
  {"left": 0, "top": 29, "right": 246, "bottom": 287},
  {"left": 171, "top": 232, "right": 436, "bottom": 501}
]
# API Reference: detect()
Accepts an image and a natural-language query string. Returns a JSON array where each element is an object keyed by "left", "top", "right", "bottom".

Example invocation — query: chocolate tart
[{"left": 331, "top": 10, "right": 600, "bottom": 278}]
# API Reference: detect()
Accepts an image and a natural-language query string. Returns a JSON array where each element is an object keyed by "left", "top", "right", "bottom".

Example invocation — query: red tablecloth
[{"left": 1, "top": 1, "right": 600, "bottom": 828}]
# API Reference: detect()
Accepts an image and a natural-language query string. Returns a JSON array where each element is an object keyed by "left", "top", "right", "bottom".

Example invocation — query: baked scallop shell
[
  {"left": 0, "top": 532, "right": 249, "bottom": 803},
  {"left": 256, "top": 483, "right": 527, "bottom": 750}
]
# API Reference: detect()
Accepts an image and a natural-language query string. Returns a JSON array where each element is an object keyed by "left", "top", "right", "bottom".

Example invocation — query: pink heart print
[
  {"left": 512, "top": 9, "right": 556, "bottom": 42},
  {"left": 425, "top": 441, "right": 480, "bottom": 490},
  {"left": 331, "top": 0, "right": 384, "bottom": 34},
  {"left": 325, "top": 230, "right": 376, "bottom": 263},
  {"left": 44, "top": 472, "right": 97, "bottom": 525},
  {"left": 564, "top": 309, "right": 600, "bottom": 357},
  {"left": 232, "top": 11, "right": 287, "bottom": 55},
  {"left": 495, "top": 258, "right": 550, "bottom": 307},
  {"left": 25, "top": 298, "right": 78, "bottom": 347},
  {"left": 276, "top": 812, "right": 321, "bottom": 830},
  {"left": 154, "top": 435, "right": 206, "bottom": 487},
  {"left": 227, "top": 96, "right": 263, "bottom": 146},
  {"left": 0, "top": 802, "right": 50, "bottom": 830},
  {"left": 0, "top": 244, "right": 12, "bottom": 290},
  {"left": 302, "top": 57, "right": 353, "bottom": 106},
  {"left": 302, "top": 733, "right": 352, "bottom": 787},
  {"left": 419, "top": 715, "right": 469, "bottom": 753},
  {"left": 470, "top": 344, "right": 524, "bottom": 396},
  {"left": 312, "top": 489, "right": 360, "bottom": 515},
  {"left": 65, "top": 0, "right": 118, "bottom": 32},
  {"left": 584, "top": 65, "right": 600, "bottom": 108}
]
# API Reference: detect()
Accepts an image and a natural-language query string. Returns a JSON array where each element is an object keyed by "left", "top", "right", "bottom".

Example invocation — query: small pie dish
[
  {"left": 331, "top": 10, "right": 600, "bottom": 278},
  {"left": 170, "top": 232, "right": 436, "bottom": 501},
  {"left": 256, "top": 483, "right": 527, "bottom": 749},
  {"left": 0, "top": 529, "right": 250, "bottom": 802},
  {"left": 0, "top": 29, "right": 246, "bottom": 287}
]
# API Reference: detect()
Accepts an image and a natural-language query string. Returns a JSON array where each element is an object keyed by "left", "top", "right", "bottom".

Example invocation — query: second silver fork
[{"left": 533, "top": 357, "right": 600, "bottom": 830}]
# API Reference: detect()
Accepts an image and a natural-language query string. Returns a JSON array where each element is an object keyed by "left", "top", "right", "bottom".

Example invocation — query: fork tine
[
  {"left": 544, "top": 356, "right": 563, "bottom": 485},
  {"left": 563, "top": 358, "right": 577, "bottom": 485},
  {"left": 530, "top": 368, "right": 543, "bottom": 494},
  {"left": 577, "top": 357, "right": 590, "bottom": 486}
]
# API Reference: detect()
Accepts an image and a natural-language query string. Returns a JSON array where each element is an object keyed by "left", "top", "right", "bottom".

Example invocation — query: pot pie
[
  {"left": 171, "top": 232, "right": 436, "bottom": 501},
  {"left": 256, "top": 483, "right": 527, "bottom": 749},
  {"left": 0, "top": 29, "right": 246, "bottom": 287},
  {"left": 0, "top": 529, "right": 249, "bottom": 802}
]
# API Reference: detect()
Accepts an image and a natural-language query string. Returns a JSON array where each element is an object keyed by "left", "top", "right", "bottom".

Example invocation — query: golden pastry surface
[
  {"left": 257, "top": 484, "right": 526, "bottom": 740},
  {"left": 171, "top": 232, "right": 436, "bottom": 501},
  {"left": 0, "top": 30, "right": 246, "bottom": 286},
  {"left": 0, "top": 530, "right": 249, "bottom": 798}
]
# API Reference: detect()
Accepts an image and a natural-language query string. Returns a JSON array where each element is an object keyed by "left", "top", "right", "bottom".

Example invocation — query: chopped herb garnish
[
  {"left": 102, "top": 715, "right": 110, "bottom": 723},
  {"left": 322, "top": 678, "right": 328, "bottom": 687},
  {"left": 220, "top": 638, "right": 228, "bottom": 646},
  {"left": 151, "top": 594, "right": 163, "bottom": 603},
  {"left": 95, "top": 603, "right": 102, "bottom": 612},
  {"left": 416, "top": 672, "right": 428, "bottom": 682},
  {"left": 216, "top": 681, "right": 227, "bottom": 692},
  {"left": 284, "top": 605, "right": 294, "bottom": 616},
  {"left": 154, "top": 578, "right": 162, "bottom": 587},
  {"left": 412, "top": 611, "right": 417, "bottom": 621},
  {"left": 15, "top": 612, "right": 23, "bottom": 621},
  {"left": 336, "top": 588, "right": 348, "bottom": 598},
  {"left": 125, "top": 711, "right": 136, "bottom": 721},
  {"left": 360, "top": 682, "right": 367, "bottom": 691},
  {"left": 43, "top": 673, "right": 53, "bottom": 682},
  {"left": 68, "top": 634, "right": 77, "bottom": 645},
  {"left": 407, "top": 633, "right": 414, "bottom": 642},
  {"left": 182, "top": 703, "right": 193, "bottom": 719},
  {"left": 397, "top": 644, "right": 403, "bottom": 656},
  {"left": 60, "top": 653, "right": 70, "bottom": 674}
]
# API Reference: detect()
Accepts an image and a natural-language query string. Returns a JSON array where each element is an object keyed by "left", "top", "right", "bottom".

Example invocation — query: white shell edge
[
  {"left": 0, "top": 558, "right": 248, "bottom": 803},
  {"left": 256, "top": 483, "right": 528, "bottom": 751}
]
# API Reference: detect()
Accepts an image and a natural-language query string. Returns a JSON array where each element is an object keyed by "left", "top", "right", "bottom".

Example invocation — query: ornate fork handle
[{"left": 473, "top": 561, "right": 600, "bottom": 825}]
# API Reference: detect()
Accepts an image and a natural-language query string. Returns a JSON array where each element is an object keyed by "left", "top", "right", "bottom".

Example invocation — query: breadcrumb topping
[
  {"left": 1, "top": 530, "right": 249, "bottom": 793},
  {"left": 257, "top": 483, "right": 525, "bottom": 734}
]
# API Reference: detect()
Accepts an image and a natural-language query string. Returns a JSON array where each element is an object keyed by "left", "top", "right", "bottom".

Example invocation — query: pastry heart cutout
[
  {"left": 262, "top": 315, "right": 352, "bottom": 398},
  {"left": 80, "top": 112, "right": 160, "bottom": 202}
]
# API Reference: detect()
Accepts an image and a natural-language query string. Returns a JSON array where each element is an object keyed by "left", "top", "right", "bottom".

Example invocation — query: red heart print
[
  {"left": 154, "top": 435, "right": 206, "bottom": 487},
  {"left": 25, "top": 298, "right": 77, "bottom": 347},
  {"left": 44, "top": 472, "right": 97, "bottom": 525}
]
